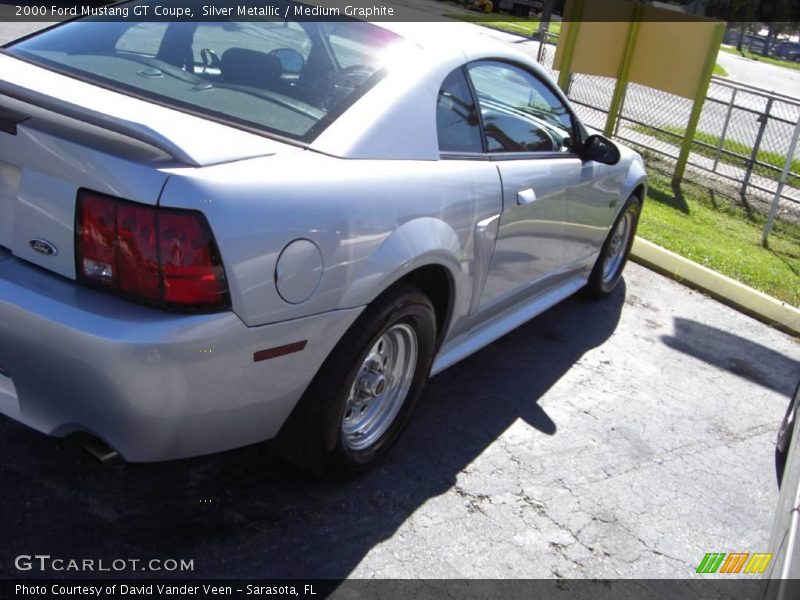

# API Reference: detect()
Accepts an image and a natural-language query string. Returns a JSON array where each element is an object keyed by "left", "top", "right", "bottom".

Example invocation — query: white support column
[{"left": 762, "top": 117, "right": 800, "bottom": 247}]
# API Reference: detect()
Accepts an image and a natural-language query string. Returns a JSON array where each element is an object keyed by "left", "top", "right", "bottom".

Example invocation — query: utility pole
[{"left": 536, "top": 0, "right": 557, "bottom": 64}]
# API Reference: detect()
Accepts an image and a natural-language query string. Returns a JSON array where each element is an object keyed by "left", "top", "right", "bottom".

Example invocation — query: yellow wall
[
  {"left": 555, "top": 0, "right": 636, "bottom": 79},
  {"left": 554, "top": 0, "right": 722, "bottom": 100},
  {"left": 629, "top": 9, "right": 720, "bottom": 99}
]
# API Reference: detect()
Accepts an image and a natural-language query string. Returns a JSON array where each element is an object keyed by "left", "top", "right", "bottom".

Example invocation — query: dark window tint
[
  {"left": 191, "top": 21, "right": 311, "bottom": 67},
  {"left": 437, "top": 68, "right": 483, "bottom": 153},
  {"left": 7, "top": 2, "right": 401, "bottom": 143},
  {"left": 467, "top": 61, "right": 575, "bottom": 154},
  {"left": 323, "top": 22, "right": 380, "bottom": 69},
  {"left": 115, "top": 23, "right": 168, "bottom": 57}
]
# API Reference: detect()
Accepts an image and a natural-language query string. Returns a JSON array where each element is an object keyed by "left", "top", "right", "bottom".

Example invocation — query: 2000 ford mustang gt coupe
[{"left": 0, "top": 2, "right": 646, "bottom": 477}]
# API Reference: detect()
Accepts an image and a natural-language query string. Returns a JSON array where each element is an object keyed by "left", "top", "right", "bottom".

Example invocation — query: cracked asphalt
[{"left": 1, "top": 263, "right": 798, "bottom": 579}]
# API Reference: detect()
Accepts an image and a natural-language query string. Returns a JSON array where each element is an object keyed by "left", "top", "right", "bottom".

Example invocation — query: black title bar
[
  {"left": 0, "top": 579, "right": 779, "bottom": 600},
  {"left": 0, "top": 0, "right": 796, "bottom": 23}
]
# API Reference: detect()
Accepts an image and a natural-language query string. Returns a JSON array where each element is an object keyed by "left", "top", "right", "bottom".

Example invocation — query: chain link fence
[{"left": 536, "top": 39, "right": 800, "bottom": 214}]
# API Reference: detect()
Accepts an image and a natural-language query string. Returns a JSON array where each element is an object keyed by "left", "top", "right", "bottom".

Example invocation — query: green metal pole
[
  {"left": 557, "top": 0, "right": 585, "bottom": 93},
  {"left": 673, "top": 22, "right": 726, "bottom": 184},
  {"left": 604, "top": 12, "right": 642, "bottom": 138}
]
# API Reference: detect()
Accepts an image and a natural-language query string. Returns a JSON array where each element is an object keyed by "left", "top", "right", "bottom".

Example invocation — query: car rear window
[{"left": 5, "top": 1, "right": 402, "bottom": 143}]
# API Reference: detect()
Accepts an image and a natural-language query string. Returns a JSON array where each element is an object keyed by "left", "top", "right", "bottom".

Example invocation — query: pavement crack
[{"left": 453, "top": 484, "right": 491, "bottom": 515}]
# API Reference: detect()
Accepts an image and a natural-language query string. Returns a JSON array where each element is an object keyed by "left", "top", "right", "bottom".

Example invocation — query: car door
[
  {"left": 465, "top": 60, "right": 586, "bottom": 315},
  {"left": 436, "top": 66, "right": 506, "bottom": 327}
]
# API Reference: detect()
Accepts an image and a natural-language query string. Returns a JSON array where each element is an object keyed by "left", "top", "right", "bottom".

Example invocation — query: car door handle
[{"left": 517, "top": 187, "right": 537, "bottom": 205}]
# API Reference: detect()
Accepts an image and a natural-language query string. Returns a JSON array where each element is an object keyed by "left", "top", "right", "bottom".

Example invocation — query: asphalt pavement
[
  {"left": 0, "top": 21, "right": 50, "bottom": 45},
  {"left": 1, "top": 262, "right": 797, "bottom": 578},
  {"left": 716, "top": 49, "right": 800, "bottom": 99}
]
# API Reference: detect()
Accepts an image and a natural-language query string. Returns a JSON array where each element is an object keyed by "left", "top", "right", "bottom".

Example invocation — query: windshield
[{"left": 4, "top": 1, "right": 402, "bottom": 142}]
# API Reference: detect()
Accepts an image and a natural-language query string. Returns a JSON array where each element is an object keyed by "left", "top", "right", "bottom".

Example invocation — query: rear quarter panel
[{"left": 158, "top": 151, "right": 503, "bottom": 333}]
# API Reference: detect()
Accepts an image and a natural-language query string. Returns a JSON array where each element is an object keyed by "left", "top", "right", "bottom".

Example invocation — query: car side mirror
[{"left": 582, "top": 134, "right": 621, "bottom": 166}]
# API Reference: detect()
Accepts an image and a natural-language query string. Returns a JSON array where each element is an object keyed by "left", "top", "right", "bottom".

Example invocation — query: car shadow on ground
[{"left": 0, "top": 283, "right": 627, "bottom": 579}]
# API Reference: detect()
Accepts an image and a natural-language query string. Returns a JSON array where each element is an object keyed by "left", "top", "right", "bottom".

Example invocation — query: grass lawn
[
  {"left": 444, "top": 12, "right": 562, "bottom": 37},
  {"left": 720, "top": 46, "right": 800, "bottom": 72},
  {"left": 631, "top": 124, "right": 800, "bottom": 188},
  {"left": 713, "top": 63, "right": 728, "bottom": 77},
  {"left": 639, "top": 167, "right": 800, "bottom": 306}
]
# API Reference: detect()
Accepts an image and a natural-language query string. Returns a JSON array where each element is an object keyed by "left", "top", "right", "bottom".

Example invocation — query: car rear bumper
[{"left": 0, "top": 248, "right": 362, "bottom": 461}]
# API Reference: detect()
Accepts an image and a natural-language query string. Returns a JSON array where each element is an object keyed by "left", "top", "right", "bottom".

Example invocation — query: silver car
[
  {"left": 762, "top": 379, "right": 800, "bottom": 590},
  {"left": 0, "top": 4, "right": 646, "bottom": 477}
]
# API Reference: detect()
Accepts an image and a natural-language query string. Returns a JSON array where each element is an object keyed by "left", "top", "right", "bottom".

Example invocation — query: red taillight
[
  {"left": 76, "top": 190, "right": 230, "bottom": 311},
  {"left": 77, "top": 193, "right": 116, "bottom": 288},
  {"left": 117, "top": 203, "right": 159, "bottom": 301},
  {"left": 158, "top": 212, "right": 224, "bottom": 306}
]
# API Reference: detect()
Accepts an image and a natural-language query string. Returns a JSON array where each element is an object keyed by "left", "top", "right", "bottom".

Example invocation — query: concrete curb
[{"left": 630, "top": 237, "right": 800, "bottom": 337}]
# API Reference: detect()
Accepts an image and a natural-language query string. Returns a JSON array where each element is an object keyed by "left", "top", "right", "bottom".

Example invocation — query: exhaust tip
[{"left": 80, "top": 435, "right": 121, "bottom": 464}]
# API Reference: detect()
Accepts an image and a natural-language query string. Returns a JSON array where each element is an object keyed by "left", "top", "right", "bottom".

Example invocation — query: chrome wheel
[
  {"left": 341, "top": 323, "right": 418, "bottom": 452},
  {"left": 602, "top": 209, "right": 634, "bottom": 284}
]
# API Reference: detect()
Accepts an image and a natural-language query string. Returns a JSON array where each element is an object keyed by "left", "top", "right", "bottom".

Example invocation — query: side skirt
[{"left": 430, "top": 276, "right": 587, "bottom": 376}]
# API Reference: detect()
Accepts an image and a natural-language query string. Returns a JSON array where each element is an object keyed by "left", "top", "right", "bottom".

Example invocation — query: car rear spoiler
[
  {"left": 0, "top": 86, "right": 205, "bottom": 166},
  {"left": 0, "top": 53, "right": 288, "bottom": 167}
]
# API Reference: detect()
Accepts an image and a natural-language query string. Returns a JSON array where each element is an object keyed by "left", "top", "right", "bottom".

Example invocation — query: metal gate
[{"left": 537, "top": 39, "right": 800, "bottom": 209}]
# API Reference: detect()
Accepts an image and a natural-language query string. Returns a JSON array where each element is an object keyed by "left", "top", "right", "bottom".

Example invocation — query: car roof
[{"left": 310, "top": 22, "right": 561, "bottom": 161}]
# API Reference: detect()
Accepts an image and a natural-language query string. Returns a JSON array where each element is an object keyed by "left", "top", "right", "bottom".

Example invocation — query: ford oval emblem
[{"left": 30, "top": 238, "right": 58, "bottom": 257}]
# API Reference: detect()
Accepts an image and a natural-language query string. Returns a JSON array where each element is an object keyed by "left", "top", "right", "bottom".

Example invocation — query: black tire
[
  {"left": 278, "top": 282, "right": 436, "bottom": 480},
  {"left": 583, "top": 194, "right": 641, "bottom": 298}
]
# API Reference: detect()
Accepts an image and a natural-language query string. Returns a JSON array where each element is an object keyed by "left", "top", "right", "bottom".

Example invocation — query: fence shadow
[{"left": 648, "top": 178, "right": 691, "bottom": 214}]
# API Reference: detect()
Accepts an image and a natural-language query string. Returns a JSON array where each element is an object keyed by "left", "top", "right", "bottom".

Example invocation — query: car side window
[
  {"left": 437, "top": 67, "right": 483, "bottom": 154},
  {"left": 467, "top": 60, "right": 575, "bottom": 154}
]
